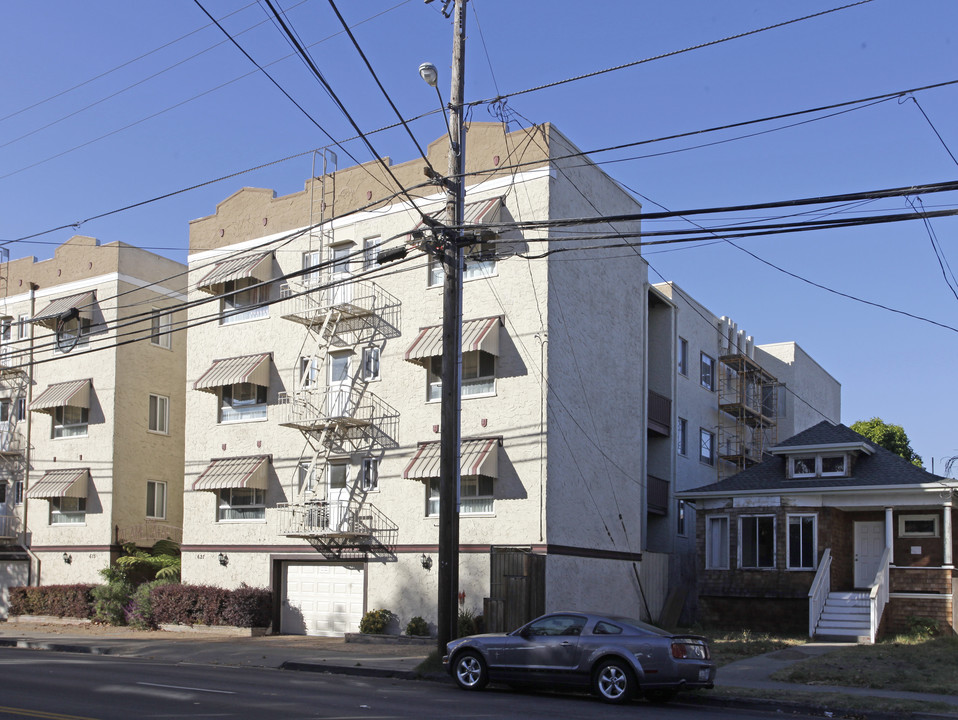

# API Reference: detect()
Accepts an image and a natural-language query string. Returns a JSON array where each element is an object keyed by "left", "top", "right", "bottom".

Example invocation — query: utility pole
[{"left": 437, "top": 0, "right": 466, "bottom": 655}]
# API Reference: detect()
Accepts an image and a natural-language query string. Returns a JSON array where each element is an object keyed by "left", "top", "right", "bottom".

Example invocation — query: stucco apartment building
[
  {"left": 180, "top": 122, "right": 843, "bottom": 636},
  {"left": 648, "top": 283, "right": 841, "bottom": 621},
  {"left": 0, "top": 236, "right": 187, "bottom": 615}
]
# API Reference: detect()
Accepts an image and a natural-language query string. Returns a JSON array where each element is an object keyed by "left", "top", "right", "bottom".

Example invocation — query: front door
[
  {"left": 330, "top": 245, "right": 352, "bottom": 306},
  {"left": 854, "top": 521, "right": 885, "bottom": 588},
  {"left": 326, "top": 461, "right": 350, "bottom": 532}
]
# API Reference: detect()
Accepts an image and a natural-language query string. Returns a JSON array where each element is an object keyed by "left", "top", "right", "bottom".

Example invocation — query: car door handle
[{"left": 560, "top": 641, "right": 573, "bottom": 647}]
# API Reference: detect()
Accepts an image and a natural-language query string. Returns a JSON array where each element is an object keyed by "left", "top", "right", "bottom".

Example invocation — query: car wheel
[
  {"left": 453, "top": 650, "right": 489, "bottom": 691},
  {"left": 592, "top": 659, "right": 634, "bottom": 704},
  {"left": 644, "top": 689, "right": 677, "bottom": 704}
]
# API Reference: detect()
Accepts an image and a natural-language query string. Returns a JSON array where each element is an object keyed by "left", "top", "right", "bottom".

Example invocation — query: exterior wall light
[
  {"left": 62, "top": 553, "right": 72, "bottom": 564},
  {"left": 421, "top": 553, "right": 433, "bottom": 570},
  {"left": 218, "top": 553, "right": 229, "bottom": 566}
]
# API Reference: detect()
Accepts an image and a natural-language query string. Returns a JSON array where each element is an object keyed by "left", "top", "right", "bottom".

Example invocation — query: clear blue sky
[{"left": 2, "top": 1, "right": 957, "bottom": 471}]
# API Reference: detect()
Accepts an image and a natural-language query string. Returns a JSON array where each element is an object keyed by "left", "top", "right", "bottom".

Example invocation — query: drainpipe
[{"left": 24, "top": 283, "right": 40, "bottom": 585}]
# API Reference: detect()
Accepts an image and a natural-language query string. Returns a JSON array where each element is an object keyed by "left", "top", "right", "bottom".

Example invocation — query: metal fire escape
[
  {"left": 275, "top": 151, "right": 401, "bottom": 559},
  {"left": 717, "top": 318, "right": 779, "bottom": 479},
  {"left": 0, "top": 256, "right": 28, "bottom": 547}
]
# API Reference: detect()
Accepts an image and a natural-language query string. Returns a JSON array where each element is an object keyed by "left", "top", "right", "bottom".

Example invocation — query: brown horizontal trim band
[
  {"left": 182, "top": 543, "right": 642, "bottom": 562},
  {"left": 30, "top": 546, "right": 115, "bottom": 553}
]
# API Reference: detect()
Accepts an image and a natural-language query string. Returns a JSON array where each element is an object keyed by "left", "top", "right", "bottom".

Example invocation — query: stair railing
[
  {"left": 868, "top": 546, "right": 891, "bottom": 643},
  {"left": 807, "top": 547, "right": 832, "bottom": 638}
]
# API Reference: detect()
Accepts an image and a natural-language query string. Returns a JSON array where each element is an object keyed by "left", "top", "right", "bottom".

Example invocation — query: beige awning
[
  {"left": 31, "top": 292, "right": 96, "bottom": 330},
  {"left": 194, "top": 353, "right": 271, "bottom": 392},
  {"left": 30, "top": 379, "right": 91, "bottom": 414},
  {"left": 196, "top": 252, "right": 272, "bottom": 294},
  {"left": 413, "top": 196, "right": 503, "bottom": 232},
  {"left": 28, "top": 468, "right": 89, "bottom": 499},
  {"left": 193, "top": 455, "right": 270, "bottom": 491},
  {"left": 403, "top": 438, "right": 500, "bottom": 480},
  {"left": 404, "top": 317, "right": 501, "bottom": 367}
]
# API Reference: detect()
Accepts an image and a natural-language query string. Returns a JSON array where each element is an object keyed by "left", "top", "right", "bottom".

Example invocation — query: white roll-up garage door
[{"left": 281, "top": 562, "right": 365, "bottom": 636}]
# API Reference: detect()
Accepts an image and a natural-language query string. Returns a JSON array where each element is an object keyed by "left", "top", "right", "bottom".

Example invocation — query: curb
[{"left": 280, "top": 660, "right": 419, "bottom": 680}]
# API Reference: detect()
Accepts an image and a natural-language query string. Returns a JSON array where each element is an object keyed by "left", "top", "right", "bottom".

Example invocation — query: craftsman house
[{"left": 678, "top": 422, "right": 957, "bottom": 641}]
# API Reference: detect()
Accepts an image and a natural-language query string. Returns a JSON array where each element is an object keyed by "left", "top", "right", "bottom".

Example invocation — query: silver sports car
[{"left": 443, "top": 611, "right": 716, "bottom": 704}]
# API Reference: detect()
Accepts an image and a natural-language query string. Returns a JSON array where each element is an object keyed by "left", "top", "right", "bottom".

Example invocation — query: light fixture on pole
[{"left": 419, "top": 62, "right": 454, "bottom": 156}]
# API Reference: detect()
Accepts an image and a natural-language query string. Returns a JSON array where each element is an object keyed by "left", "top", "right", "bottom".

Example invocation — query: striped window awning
[
  {"left": 31, "top": 292, "right": 96, "bottom": 330},
  {"left": 194, "top": 353, "right": 271, "bottom": 392},
  {"left": 404, "top": 317, "right": 501, "bottom": 367},
  {"left": 403, "top": 438, "right": 500, "bottom": 480},
  {"left": 29, "top": 379, "right": 91, "bottom": 414},
  {"left": 412, "top": 196, "right": 503, "bottom": 233},
  {"left": 196, "top": 252, "right": 273, "bottom": 294},
  {"left": 192, "top": 455, "right": 270, "bottom": 491},
  {"left": 28, "top": 468, "right": 89, "bottom": 499}
]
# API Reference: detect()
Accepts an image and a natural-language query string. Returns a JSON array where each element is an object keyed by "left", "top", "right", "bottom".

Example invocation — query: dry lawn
[{"left": 702, "top": 628, "right": 806, "bottom": 666}]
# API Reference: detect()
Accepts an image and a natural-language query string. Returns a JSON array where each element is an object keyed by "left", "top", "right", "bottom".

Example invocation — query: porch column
[
  {"left": 944, "top": 498, "right": 953, "bottom": 569},
  {"left": 885, "top": 507, "right": 894, "bottom": 565}
]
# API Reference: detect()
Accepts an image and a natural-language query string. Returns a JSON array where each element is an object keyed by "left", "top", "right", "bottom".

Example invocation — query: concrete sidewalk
[{"left": 2, "top": 619, "right": 957, "bottom": 717}]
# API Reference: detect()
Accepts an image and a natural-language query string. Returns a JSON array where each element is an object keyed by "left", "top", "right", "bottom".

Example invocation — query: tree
[{"left": 850, "top": 418, "right": 923, "bottom": 467}]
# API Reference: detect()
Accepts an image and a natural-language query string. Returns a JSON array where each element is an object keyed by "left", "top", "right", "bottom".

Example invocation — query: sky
[{"left": 2, "top": 1, "right": 957, "bottom": 472}]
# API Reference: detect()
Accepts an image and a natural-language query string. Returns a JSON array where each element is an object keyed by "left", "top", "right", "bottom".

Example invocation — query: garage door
[{"left": 281, "top": 563, "right": 365, "bottom": 636}]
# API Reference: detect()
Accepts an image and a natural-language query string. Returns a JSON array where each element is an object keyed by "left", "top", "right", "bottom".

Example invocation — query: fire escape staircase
[
  {"left": 0, "top": 361, "right": 28, "bottom": 546},
  {"left": 276, "top": 275, "right": 400, "bottom": 558}
]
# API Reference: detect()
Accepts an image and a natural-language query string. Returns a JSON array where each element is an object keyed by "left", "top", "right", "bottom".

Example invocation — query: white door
[
  {"left": 330, "top": 245, "right": 352, "bottom": 306},
  {"left": 281, "top": 563, "right": 364, "bottom": 636},
  {"left": 326, "top": 461, "right": 350, "bottom": 531},
  {"left": 327, "top": 353, "right": 351, "bottom": 417},
  {"left": 854, "top": 521, "right": 885, "bottom": 588}
]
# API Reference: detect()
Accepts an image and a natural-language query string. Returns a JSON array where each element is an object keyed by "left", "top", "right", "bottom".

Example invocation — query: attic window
[
  {"left": 792, "top": 457, "right": 816, "bottom": 477},
  {"left": 788, "top": 454, "right": 849, "bottom": 479},
  {"left": 820, "top": 455, "right": 845, "bottom": 476}
]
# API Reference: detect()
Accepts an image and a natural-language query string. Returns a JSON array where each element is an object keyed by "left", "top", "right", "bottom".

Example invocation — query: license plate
[{"left": 698, "top": 669, "right": 710, "bottom": 682}]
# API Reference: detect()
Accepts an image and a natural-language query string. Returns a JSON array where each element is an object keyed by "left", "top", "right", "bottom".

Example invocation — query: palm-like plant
[{"left": 114, "top": 539, "right": 181, "bottom": 582}]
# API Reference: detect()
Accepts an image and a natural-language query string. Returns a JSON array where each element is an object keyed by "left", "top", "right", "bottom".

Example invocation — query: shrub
[
  {"left": 149, "top": 584, "right": 271, "bottom": 628},
  {"left": 359, "top": 608, "right": 396, "bottom": 634},
  {"left": 126, "top": 579, "right": 176, "bottom": 630},
  {"left": 457, "top": 607, "right": 479, "bottom": 638},
  {"left": 8, "top": 585, "right": 95, "bottom": 618},
  {"left": 406, "top": 616, "right": 429, "bottom": 637},
  {"left": 92, "top": 579, "right": 134, "bottom": 625},
  {"left": 908, "top": 616, "right": 941, "bottom": 639}
]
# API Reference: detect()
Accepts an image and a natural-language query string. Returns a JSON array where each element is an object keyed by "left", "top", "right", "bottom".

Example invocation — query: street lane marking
[
  {"left": 0, "top": 707, "right": 100, "bottom": 720},
  {"left": 136, "top": 682, "right": 235, "bottom": 695}
]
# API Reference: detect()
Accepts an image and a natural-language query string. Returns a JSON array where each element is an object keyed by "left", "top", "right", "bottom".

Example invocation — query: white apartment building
[
  {"left": 0, "top": 236, "right": 187, "bottom": 615},
  {"left": 649, "top": 282, "right": 841, "bottom": 622},
  {"left": 180, "top": 123, "right": 842, "bottom": 636}
]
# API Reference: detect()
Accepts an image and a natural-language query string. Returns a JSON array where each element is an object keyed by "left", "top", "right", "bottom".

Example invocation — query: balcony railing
[
  {"left": 279, "top": 279, "right": 400, "bottom": 343},
  {"left": 647, "top": 390, "right": 671, "bottom": 436},
  {"left": 647, "top": 474, "right": 669, "bottom": 515},
  {"left": 0, "top": 513, "right": 23, "bottom": 540},
  {"left": 277, "top": 500, "right": 398, "bottom": 550},
  {"left": 278, "top": 386, "right": 399, "bottom": 451}
]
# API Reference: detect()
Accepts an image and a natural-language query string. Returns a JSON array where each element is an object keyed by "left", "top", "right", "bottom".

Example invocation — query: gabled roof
[{"left": 680, "top": 421, "right": 952, "bottom": 496}]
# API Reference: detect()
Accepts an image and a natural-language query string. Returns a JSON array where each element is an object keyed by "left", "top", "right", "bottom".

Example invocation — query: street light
[{"left": 419, "top": 61, "right": 454, "bottom": 155}]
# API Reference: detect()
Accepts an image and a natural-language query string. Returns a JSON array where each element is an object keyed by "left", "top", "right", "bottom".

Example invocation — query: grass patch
[
  {"left": 771, "top": 634, "right": 958, "bottom": 695},
  {"left": 701, "top": 685, "right": 957, "bottom": 716},
  {"left": 703, "top": 628, "right": 805, "bottom": 667}
]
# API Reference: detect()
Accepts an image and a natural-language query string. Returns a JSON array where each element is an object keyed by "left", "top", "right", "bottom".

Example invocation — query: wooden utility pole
[{"left": 437, "top": 0, "right": 466, "bottom": 655}]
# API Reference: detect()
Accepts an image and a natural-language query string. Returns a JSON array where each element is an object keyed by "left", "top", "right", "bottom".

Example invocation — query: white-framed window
[
  {"left": 740, "top": 515, "right": 776, "bottom": 569},
  {"left": 361, "top": 458, "right": 379, "bottom": 492},
  {"left": 220, "top": 383, "right": 267, "bottom": 423},
  {"left": 148, "top": 394, "right": 169, "bottom": 434},
  {"left": 787, "top": 514, "right": 817, "bottom": 570},
  {"left": 699, "top": 428, "right": 714, "bottom": 466},
  {"left": 678, "top": 337, "right": 688, "bottom": 376},
  {"left": 54, "top": 317, "right": 92, "bottom": 354},
  {"left": 677, "top": 499, "right": 687, "bottom": 536},
  {"left": 221, "top": 278, "right": 268, "bottom": 325},
  {"left": 53, "top": 406, "right": 88, "bottom": 438},
  {"left": 706, "top": 515, "right": 729, "bottom": 569},
  {"left": 150, "top": 308, "right": 172, "bottom": 349},
  {"left": 14, "top": 397, "right": 25, "bottom": 422},
  {"left": 302, "top": 250, "right": 321, "bottom": 287},
  {"left": 427, "top": 475, "right": 494, "bottom": 516},
  {"left": 428, "top": 351, "right": 495, "bottom": 401},
  {"left": 217, "top": 487, "right": 265, "bottom": 521},
  {"left": 0, "top": 484, "right": 5, "bottom": 504},
  {"left": 898, "top": 513, "right": 939, "bottom": 538},
  {"left": 789, "top": 454, "right": 848, "bottom": 479},
  {"left": 298, "top": 462, "right": 317, "bottom": 494},
  {"left": 363, "top": 236, "right": 379, "bottom": 271},
  {"left": 700, "top": 353, "right": 715, "bottom": 391},
  {"left": 821, "top": 455, "right": 846, "bottom": 476},
  {"left": 792, "top": 456, "right": 816, "bottom": 477},
  {"left": 299, "top": 356, "right": 320, "bottom": 389},
  {"left": 677, "top": 417, "right": 688, "bottom": 455},
  {"left": 361, "top": 347, "right": 380, "bottom": 382},
  {"left": 428, "top": 241, "right": 497, "bottom": 287},
  {"left": 146, "top": 480, "right": 167, "bottom": 520},
  {"left": 17, "top": 315, "right": 28, "bottom": 340},
  {"left": 50, "top": 497, "right": 86, "bottom": 525}
]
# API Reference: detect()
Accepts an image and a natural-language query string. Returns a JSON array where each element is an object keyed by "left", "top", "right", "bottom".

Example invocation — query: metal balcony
[
  {"left": 278, "top": 386, "right": 399, "bottom": 453},
  {"left": 279, "top": 279, "right": 401, "bottom": 345},
  {"left": 277, "top": 500, "right": 397, "bottom": 559},
  {"left": 0, "top": 514, "right": 22, "bottom": 541}
]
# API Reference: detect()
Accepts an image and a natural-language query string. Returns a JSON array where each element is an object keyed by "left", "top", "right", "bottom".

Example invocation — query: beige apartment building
[
  {"left": 180, "top": 123, "right": 843, "bottom": 636},
  {"left": 0, "top": 236, "right": 187, "bottom": 614}
]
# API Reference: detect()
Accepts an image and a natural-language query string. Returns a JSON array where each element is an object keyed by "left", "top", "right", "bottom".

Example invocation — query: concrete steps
[{"left": 814, "top": 591, "right": 872, "bottom": 642}]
